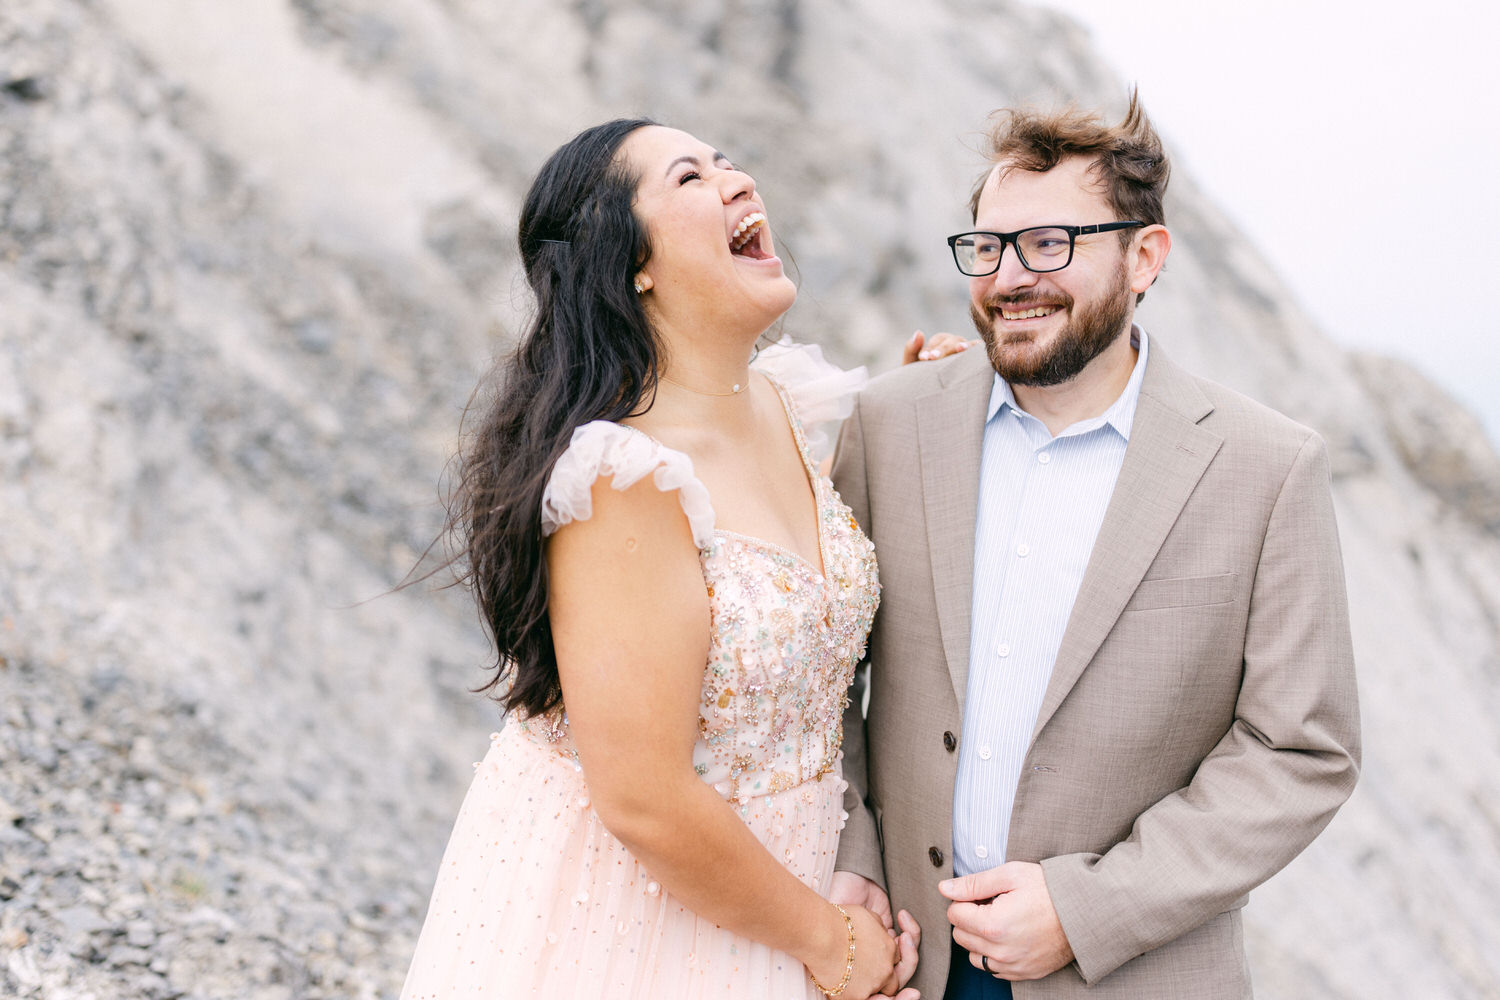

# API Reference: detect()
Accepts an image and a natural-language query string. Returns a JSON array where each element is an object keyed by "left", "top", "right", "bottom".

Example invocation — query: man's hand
[
  {"left": 829, "top": 872, "right": 923, "bottom": 998},
  {"left": 901, "top": 330, "right": 978, "bottom": 365},
  {"left": 940, "top": 862, "right": 1073, "bottom": 982},
  {"left": 829, "top": 871, "right": 894, "bottom": 927}
]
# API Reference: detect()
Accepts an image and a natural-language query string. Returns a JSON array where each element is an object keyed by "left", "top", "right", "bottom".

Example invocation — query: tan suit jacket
[{"left": 832, "top": 344, "right": 1360, "bottom": 999}]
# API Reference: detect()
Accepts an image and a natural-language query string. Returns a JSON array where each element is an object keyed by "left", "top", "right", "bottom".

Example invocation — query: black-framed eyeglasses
[{"left": 947, "top": 222, "right": 1144, "bottom": 276}]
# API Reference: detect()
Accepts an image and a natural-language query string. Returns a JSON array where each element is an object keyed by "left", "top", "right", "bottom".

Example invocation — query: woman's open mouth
[{"left": 729, "top": 212, "right": 770, "bottom": 260}]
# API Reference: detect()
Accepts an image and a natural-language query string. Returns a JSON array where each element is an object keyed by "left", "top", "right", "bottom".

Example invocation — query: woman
[{"left": 400, "top": 119, "right": 921, "bottom": 999}]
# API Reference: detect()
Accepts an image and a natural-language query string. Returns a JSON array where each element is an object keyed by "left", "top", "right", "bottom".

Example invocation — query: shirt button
[
  {"left": 975, "top": 845, "right": 989, "bottom": 860},
  {"left": 978, "top": 745, "right": 992, "bottom": 760},
  {"left": 1016, "top": 543, "right": 1030, "bottom": 558},
  {"left": 1037, "top": 452, "right": 1051, "bottom": 464},
  {"left": 943, "top": 731, "right": 957, "bottom": 752},
  {"left": 928, "top": 846, "right": 945, "bottom": 868},
  {"left": 997, "top": 643, "right": 1011, "bottom": 657}
]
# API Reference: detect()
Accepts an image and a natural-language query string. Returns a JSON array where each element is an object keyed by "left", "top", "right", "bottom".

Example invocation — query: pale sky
[{"left": 1037, "top": 0, "right": 1500, "bottom": 446}]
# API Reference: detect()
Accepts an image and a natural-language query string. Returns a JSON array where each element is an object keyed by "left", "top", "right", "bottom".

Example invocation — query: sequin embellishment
[{"left": 518, "top": 379, "right": 879, "bottom": 808}]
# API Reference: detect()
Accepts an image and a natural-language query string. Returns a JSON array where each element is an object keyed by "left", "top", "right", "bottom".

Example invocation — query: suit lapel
[
  {"left": 1030, "top": 348, "right": 1223, "bottom": 741},
  {"left": 915, "top": 349, "right": 994, "bottom": 708}
]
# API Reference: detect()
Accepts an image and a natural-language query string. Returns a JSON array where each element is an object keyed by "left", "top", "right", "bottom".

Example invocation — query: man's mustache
[{"left": 979, "top": 291, "right": 1073, "bottom": 312}]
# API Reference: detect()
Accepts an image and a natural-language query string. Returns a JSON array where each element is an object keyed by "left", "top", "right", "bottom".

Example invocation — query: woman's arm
[{"left": 547, "top": 474, "right": 897, "bottom": 995}]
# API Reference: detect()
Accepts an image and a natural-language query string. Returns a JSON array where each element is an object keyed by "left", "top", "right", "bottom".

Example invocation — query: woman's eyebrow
[{"left": 662, "top": 152, "right": 731, "bottom": 177}]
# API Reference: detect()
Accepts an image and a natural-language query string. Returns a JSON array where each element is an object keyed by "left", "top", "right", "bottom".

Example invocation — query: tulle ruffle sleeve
[
  {"left": 753, "top": 338, "right": 867, "bottom": 462},
  {"left": 540, "top": 422, "right": 716, "bottom": 550}
]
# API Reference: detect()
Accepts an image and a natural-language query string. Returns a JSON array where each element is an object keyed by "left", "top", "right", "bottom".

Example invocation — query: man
[{"left": 830, "top": 94, "right": 1361, "bottom": 998}]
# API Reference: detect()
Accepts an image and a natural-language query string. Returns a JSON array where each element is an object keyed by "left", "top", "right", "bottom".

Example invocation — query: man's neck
[{"left": 1010, "top": 327, "right": 1139, "bottom": 437}]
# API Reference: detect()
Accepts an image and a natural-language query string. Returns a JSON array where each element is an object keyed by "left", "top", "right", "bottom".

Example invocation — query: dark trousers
[{"left": 945, "top": 938, "right": 1014, "bottom": 999}]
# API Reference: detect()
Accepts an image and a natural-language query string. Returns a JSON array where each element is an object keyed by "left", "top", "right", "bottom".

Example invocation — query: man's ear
[{"left": 1129, "top": 225, "right": 1171, "bottom": 295}]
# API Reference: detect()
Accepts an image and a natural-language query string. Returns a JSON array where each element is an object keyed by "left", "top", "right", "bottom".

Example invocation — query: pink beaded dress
[{"left": 400, "top": 344, "right": 878, "bottom": 999}]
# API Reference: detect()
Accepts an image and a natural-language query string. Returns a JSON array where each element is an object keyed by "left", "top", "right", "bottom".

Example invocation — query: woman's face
[{"left": 621, "top": 126, "right": 797, "bottom": 340}]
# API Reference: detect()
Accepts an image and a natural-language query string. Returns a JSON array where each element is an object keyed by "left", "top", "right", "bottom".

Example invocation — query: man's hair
[{"left": 969, "top": 89, "right": 1170, "bottom": 234}]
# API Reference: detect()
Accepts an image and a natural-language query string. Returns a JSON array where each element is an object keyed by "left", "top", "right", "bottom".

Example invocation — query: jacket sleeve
[
  {"left": 1042, "top": 432, "right": 1362, "bottom": 983},
  {"left": 830, "top": 393, "right": 889, "bottom": 890}
]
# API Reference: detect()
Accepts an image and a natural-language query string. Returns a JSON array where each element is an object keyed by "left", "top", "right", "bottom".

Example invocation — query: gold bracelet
[{"left": 809, "top": 903, "right": 856, "bottom": 998}]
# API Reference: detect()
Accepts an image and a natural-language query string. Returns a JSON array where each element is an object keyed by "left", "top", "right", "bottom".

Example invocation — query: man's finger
[
  {"left": 947, "top": 900, "right": 989, "bottom": 936},
  {"left": 891, "top": 928, "right": 919, "bottom": 987},
  {"left": 938, "top": 867, "right": 1005, "bottom": 902},
  {"left": 897, "top": 908, "right": 921, "bottom": 949},
  {"left": 950, "top": 922, "right": 981, "bottom": 952}
]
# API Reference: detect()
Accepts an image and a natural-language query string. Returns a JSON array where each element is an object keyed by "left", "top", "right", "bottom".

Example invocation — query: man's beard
[{"left": 970, "top": 260, "right": 1133, "bottom": 387}]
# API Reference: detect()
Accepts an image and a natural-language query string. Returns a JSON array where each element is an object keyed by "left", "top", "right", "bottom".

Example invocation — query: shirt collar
[{"left": 986, "top": 325, "right": 1150, "bottom": 442}]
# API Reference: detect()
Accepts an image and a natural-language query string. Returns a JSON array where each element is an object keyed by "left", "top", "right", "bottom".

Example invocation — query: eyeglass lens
[{"left": 954, "top": 227, "right": 1073, "bottom": 275}]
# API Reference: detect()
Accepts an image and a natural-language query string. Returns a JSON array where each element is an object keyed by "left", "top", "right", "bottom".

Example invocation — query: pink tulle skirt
[{"left": 400, "top": 724, "right": 845, "bottom": 999}]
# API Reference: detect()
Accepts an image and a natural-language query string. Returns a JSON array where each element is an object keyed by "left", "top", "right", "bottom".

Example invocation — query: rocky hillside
[{"left": 2, "top": 1, "right": 1497, "bottom": 997}]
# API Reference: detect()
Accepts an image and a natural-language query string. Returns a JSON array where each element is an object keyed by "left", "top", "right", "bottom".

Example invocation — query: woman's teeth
[{"left": 731, "top": 212, "right": 766, "bottom": 252}]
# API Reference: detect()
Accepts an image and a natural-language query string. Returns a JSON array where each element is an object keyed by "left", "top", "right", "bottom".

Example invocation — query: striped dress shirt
[{"left": 952, "top": 327, "right": 1149, "bottom": 876}]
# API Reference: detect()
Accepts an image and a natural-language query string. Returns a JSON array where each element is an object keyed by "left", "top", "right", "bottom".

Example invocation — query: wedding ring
[{"left": 982, "top": 954, "right": 996, "bottom": 975}]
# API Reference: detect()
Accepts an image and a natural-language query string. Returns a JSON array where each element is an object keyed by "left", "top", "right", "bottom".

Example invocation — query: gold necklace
[{"left": 660, "top": 374, "right": 747, "bottom": 396}]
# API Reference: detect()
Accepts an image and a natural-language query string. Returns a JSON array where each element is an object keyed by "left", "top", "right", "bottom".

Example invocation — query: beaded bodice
[{"left": 522, "top": 380, "right": 879, "bottom": 805}]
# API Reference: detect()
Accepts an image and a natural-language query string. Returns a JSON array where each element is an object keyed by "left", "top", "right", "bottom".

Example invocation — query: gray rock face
[
  {"left": 1, "top": 1, "right": 1496, "bottom": 997},
  {"left": 1349, "top": 353, "right": 1500, "bottom": 535}
]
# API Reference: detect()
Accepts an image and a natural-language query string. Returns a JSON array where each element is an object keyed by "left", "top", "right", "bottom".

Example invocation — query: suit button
[
  {"left": 928, "top": 846, "right": 944, "bottom": 867},
  {"left": 943, "top": 731, "right": 956, "bottom": 752}
]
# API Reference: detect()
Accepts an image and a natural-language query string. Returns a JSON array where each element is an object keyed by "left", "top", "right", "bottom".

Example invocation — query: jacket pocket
[{"left": 1123, "top": 572, "right": 1236, "bottom": 612}]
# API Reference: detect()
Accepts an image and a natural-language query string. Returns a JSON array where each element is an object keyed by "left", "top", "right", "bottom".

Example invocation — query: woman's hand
[
  {"left": 868, "top": 908, "right": 921, "bottom": 999},
  {"left": 807, "top": 903, "right": 899, "bottom": 999},
  {"left": 901, "top": 330, "right": 979, "bottom": 365},
  {"left": 829, "top": 872, "right": 922, "bottom": 997}
]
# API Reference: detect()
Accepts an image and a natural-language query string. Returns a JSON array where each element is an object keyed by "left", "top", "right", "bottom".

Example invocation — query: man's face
[{"left": 967, "top": 156, "right": 1135, "bottom": 387}]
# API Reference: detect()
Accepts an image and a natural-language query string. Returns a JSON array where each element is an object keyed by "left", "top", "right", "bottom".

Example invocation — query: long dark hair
[{"left": 452, "top": 118, "right": 660, "bottom": 717}]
